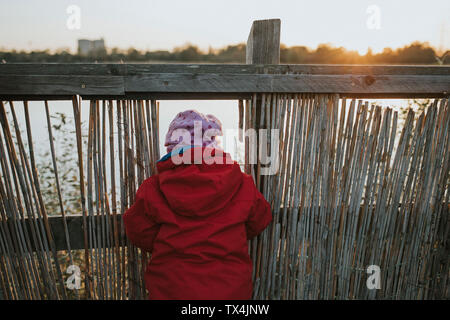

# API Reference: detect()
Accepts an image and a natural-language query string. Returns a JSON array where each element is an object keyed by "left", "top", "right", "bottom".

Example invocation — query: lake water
[{"left": 2, "top": 97, "right": 426, "bottom": 213}]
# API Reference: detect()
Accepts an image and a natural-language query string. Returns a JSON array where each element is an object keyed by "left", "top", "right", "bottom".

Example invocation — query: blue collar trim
[{"left": 157, "top": 145, "right": 196, "bottom": 163}]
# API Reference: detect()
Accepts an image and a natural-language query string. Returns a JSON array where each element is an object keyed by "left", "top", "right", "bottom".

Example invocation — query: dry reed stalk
[
  {"left": 86, "top": 100, "right": 99, "bottom": 299},
  {"left": 109, "top": 100, "right": 120, "bottom": 300},
  {"left": 44, "top": 100, "right": 79, "bottom": 299},
  {"left": 92, "top": 100, "right": 105, "bottom": 299},
  {"left": 72, "top": 96, "right": 91, "bottom": 298},
  {"left": 100, "top": 101, "right": 113, "bottom": 299},
  {"left": 145, "top": 100, "right": 155, "bottom": 175}
]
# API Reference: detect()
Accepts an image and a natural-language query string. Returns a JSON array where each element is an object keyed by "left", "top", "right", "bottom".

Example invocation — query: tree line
[{"left": 0, "top": 42, "right": 448, "bottom": 64}]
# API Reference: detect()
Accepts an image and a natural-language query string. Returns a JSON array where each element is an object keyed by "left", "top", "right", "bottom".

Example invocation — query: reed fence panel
[{"left": 0, "top": 95, "right": 448, "bottom": 299}]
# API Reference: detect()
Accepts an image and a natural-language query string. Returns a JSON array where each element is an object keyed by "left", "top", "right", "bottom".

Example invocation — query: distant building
[{"left": 78, "top": 38, "right": 106, "bottom": 56}]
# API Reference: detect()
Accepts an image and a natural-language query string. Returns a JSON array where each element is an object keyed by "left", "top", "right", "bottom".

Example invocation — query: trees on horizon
[{"left": 1, "top": 41, "right": 448, "bottom": 64}]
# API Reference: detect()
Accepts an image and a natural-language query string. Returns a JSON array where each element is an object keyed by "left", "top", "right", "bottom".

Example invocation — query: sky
[
  {"left": 0, "top": 0, "right": 449, "bottom": 54},
  {"left": 15, "top": 99, "right": 241, "bottom": 167},
  {"left": 1, "top": 0, "right": 447, "bottom": 161}
]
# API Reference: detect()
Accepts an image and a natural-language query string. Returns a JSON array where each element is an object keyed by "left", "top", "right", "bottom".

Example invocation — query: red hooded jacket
[{"left": 123, "top": 146, "right": 272, "bottom": 300}]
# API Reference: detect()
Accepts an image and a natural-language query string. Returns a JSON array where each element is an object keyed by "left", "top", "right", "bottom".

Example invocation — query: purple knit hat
[{"left": 164, "top": 109, "right": 223, "bottom": 153}]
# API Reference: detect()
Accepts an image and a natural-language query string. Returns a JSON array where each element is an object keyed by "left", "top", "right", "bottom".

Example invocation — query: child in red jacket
[{"left": 123, "top": 110, "right": 272, "bottom": 300}]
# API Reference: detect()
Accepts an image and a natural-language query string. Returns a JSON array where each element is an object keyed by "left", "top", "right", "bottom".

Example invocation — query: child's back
[{"left": 123, "top": 146, "right": 272, "bottom": 299}]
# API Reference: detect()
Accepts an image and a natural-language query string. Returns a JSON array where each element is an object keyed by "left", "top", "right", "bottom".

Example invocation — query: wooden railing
[{"left": 0, "top": 63, "right": 449, "bottom": 100}]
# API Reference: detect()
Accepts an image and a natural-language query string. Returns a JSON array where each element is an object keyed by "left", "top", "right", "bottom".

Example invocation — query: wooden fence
[
  {"left": 0, "top": 19, "right": 449, "bottom": 299},
  {"left": 0, "top": 98, "right": 161, "bottom": 299}
]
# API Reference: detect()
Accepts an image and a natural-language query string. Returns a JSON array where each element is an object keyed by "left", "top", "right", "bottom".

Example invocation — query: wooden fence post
[
  {"left": 246, "top": 19, "right": 281, "bottom": 64},
  {"left": 246, "top": 19, "right": 281, "bottom": 188}
]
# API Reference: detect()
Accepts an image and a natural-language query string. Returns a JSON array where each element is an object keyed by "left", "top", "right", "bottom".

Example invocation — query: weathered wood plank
[
  {"left": 0, "top": 64, "right": 127, "bottom": 76},
  {"left": 84, "top": 92, "right": 253, "bottom": 100},
  {"left": 18, "top": 214, "right": 123, "bottom": 251},
  {"left": 246, "top": 19, "right": 281, "bottom": 64},
  {"left": 80, "top": 92, "right": 447, "bottom": 100},
  {"left": 19, "top": 201, "right": 429, "bottom": 252},
  {"left": 1, "top": 63, "right": 449, "bottom": 76},
  {"left": 125, "top": 73, "right": 450, "bottom": 95},
  {"left": 246, "top": 19, "right": 280, "bottom": 222},
  {"left": 0, "top": 95, "right": 74, "bottom": 101},
  {"left": 0, "top": 65, "right": 449, "bottom": 98},
  {"left": 0, "top": 75, "right": 124, "bottom": 95}
]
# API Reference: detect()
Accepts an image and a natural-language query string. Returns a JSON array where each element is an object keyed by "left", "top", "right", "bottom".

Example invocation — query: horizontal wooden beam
[
  {"left": 124, "top": 73, "right": 450, "bottom": 95},
  {"left": 0, "top": 74, "right": 448, "bottom": 98},
  {"left": 19, "top": 214, "right": 124, "bottom": 251},
  {"left": 16, "top": 201, "right": 432, "bottom": 252},
  {"left": 0, "top": 63, "right": 449, "bottom": 98},
  {"left": 0, "top": 75, "right": 124, "bottom": 95},
  {"left": 1, "top": 63, "right": 449, "bottom": 75}
]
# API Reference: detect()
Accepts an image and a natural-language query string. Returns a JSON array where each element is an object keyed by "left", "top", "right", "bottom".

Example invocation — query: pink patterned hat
[{"left": 164, "top": 109, "right": 223, "bottom": 153}]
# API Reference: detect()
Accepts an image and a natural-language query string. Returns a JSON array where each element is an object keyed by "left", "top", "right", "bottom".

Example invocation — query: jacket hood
[{"left": 156, "top": 146, "right": 243, "bottom": 217}]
